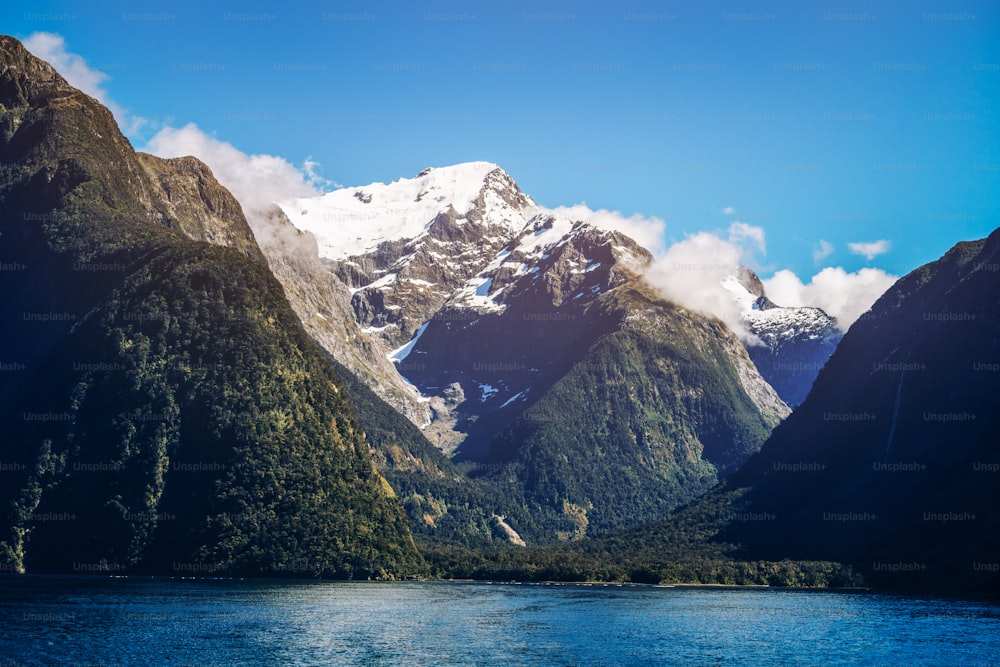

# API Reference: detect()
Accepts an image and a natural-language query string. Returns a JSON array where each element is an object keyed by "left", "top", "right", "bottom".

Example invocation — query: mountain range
[
  {"left": 2, "top": 34, "right": 995, "bottom": 590},
  {"left": 599, "top": 228, "right": 1000, "bottom": 591},
  {"left": 274, "top": 162, "right": 804, "bottom": 542}
]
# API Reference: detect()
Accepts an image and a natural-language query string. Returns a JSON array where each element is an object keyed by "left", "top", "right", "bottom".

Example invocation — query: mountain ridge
[
  {"left": 0, "top": 34, "right": 422, "bottom": 577},
  {"left": 263, "top": 158, "right": 810, "bottom": 543}
]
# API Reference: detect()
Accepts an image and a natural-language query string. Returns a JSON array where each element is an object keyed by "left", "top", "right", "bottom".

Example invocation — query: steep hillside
[
  {"left": 0, "top": 35, "right": 421, "bottom": 577},
  {"left": 250, "top": 206, "right": 431, "bottom": 424},
  {"left": 394, "top": 213, "right": 788, "bottom": 542},
  {"left": 635, "top": 229, "right": 1000, "bottom": 591}
]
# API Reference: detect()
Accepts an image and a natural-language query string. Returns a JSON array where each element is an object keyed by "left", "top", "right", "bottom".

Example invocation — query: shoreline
[{"left": 6, "top": 573, "right": 997, "bottom": 599}]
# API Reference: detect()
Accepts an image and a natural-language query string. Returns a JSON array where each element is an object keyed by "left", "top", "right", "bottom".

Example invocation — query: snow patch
[
  {"left": 451, "top": 272, "right": 507, "bottom": 313},
  {"left": 475, "top": 277, "right": 493, "bottom": 297},
  {"left": 389, "top": 322, "right": 430, "bottom": 362},
  {"left": 499, "top": 391, "right": 527, "bottom": 408},
  {"left": 479, "top": 383, "right": 499, "bottom": 402},
  {"left": 516, "top": 215, "right": 576, "bottom": 256},
  {"left": 364, "top": 272, "right": 398, "bottom": 291}
]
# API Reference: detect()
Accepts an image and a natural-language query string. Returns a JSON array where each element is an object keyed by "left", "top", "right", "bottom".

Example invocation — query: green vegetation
[
  {"left": 333, "top": 352, "right": 865, "bottom": 588},
  {"left": 0, "top": 35, "right": 421, "bottom": 578},
  {"left": 324, "top": 356, "right": 524, "bottom": 548},
  {"left": 417, "top": 488, "right": 864, "bottom": 588},
  {"left": 476, "top": 293, "right": 777, "bottom": 542},
  {"left": 1, "top": 225, "right": 423, "bottom": 578}
]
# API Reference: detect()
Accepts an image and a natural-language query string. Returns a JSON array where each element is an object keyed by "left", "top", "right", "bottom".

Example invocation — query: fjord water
[{"left": 2, "top": 577, "right": 998, "bottom": 666}]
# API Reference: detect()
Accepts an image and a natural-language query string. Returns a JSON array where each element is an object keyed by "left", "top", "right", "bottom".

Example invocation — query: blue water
[{"left": 1, "top": 577, "right": 999, "bottom": 666}]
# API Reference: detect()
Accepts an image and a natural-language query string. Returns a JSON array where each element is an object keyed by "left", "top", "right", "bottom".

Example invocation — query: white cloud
[
  {"left": 303, "top": 158, "right": 340, "bottom": 191},
  {"left": 642, "top": 222, "right": 896, "bottom": 337},
  {"left": 643, "top": 230, "right": 757, "bottom": 340},
  {"left": 143, "top": 123, "right": 325, "bottom": 219},
  {"left": 813, "top": 239, "right": 834, "bottom": 264},
  {"left": 21, "top": 33, "right": 328, "bottom": 255},
  {"left": 143, "top": 124, "right": 336, "bottom": 258},
  {"left": 727, "top": 221, "right": 766, "bottom": 254},
  {"left": 542, "top": 204, "right": 667, "bottom": 255},
  {"left": 848, "top": 239, "right": 891, "bottom": 261},
  {"left": 23, "top": 32, "right": 146, "bottom": 136},
  {"left": 763, "top": 266, "right": 897, "bottom": 329},
  {"left": 722, "top": 206, "right": 735, "bottom": 215},
  {"left": 19, "top": 33, "right": 326, "bottom": 224}
]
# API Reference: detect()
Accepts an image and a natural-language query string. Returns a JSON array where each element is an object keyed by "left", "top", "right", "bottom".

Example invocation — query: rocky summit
[{"left": 277, "top": 164, "right": 793, "bottom": 542}]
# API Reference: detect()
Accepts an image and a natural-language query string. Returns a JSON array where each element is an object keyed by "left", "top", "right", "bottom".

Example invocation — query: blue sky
[{"left": 4, "top": 0, "right": 998, "bottom": 291}]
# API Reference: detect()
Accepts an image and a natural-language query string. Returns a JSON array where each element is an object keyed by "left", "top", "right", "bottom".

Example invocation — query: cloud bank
[
  {"left": 643, "top": 222, "right": 766, "bottom": 340},
  {"left": 763, "top": 267, "right": 897, "bottom": 329},
  {"left": 644, "top": 223, "right": 897, "bottom": 333},
  {"left": 143, "top": 123, "right": 336, "bottom": 258},
  {"left": 22, "top": 32, "right": 329, "bottom": 229}
]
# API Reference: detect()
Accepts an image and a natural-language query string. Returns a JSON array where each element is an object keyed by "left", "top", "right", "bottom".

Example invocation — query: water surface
[{"left": 2, "top": 577, "right": 998, "bottom": 665}]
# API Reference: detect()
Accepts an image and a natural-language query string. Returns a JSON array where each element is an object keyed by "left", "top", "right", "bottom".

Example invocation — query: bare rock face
[
  {"left": 247, "top": 206, "right": 433, "bottom": 425},
  {"left": 136, "top": 153, "right": 265, "bottom": 263},
  {"left": 269, "top": 163, "right": 538, "bottom": 431},
  {"left": 325, "top": 166, "right": 536, "bottom": 348}
]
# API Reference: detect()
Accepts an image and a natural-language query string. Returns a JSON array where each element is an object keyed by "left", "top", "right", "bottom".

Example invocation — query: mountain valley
[{"left": 2, "top": 33, "right": 996, "bottom": 592}]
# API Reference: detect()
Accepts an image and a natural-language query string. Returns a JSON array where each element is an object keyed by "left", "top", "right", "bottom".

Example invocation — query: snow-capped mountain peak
[
  {"left": 722, "top": 273, "right": 837, "bottom": 345},
  {"left": 282, "top": 162, "right": 536, "bottom": 348},
  {"left": 278, "top": 162, "right": 532, "bottom": 261}
]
